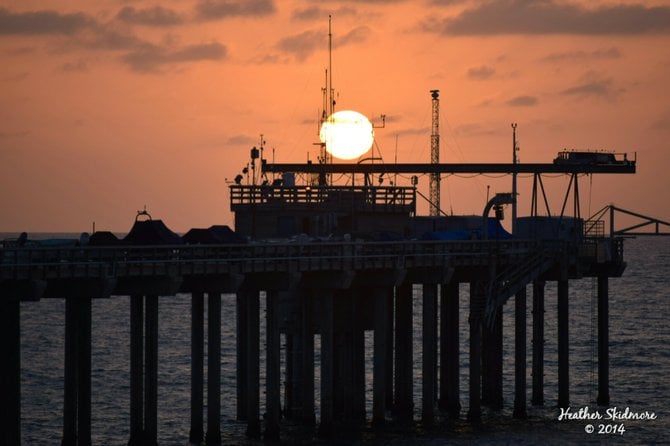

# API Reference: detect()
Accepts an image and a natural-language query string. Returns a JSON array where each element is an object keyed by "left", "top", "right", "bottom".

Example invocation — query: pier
[{"left": 1, "top": 231, "right": 625, "bottom": 444}]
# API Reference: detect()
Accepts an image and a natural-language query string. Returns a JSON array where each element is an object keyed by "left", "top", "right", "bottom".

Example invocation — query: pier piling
[
  {"left": 531, "top": 281, "right": 545, "bottom": 406},
  {"left": 206, "top": 292, "right": 222, "bottom": 444},
  {"left": 467, "top": 283, "right": 482, "bottom": 423},
  {"left": 189, "top": 292, "right": 204, "bottom": 444},
  {"left": 393, "top": 283, "right": 413, "bottom": 421},
  {"left": 440, "top": 282, "right": 461, "bottom": 418},
  {"left": 129, "top": 295, "right": 144, "bottom": 445},
  {"left": 597, "top": 275, "right": 610, "bottom": 406},
  {"left": 558, "top": 278, "right": 570, "bottom": 409},
  {"left": 265, "top": 291, "right": 281, "bottom": 441},
  {"left": 513, "top": 287, "right": 527, "bottom": 419},
  {"left": 422, "top": 283, "right": 437, "bottom": 424}
]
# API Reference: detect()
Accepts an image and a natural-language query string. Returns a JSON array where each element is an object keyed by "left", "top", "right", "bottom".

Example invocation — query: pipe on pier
[
  {"left": 597, "top": 275, "right": 609, "bottom": 406},
  {"left": 558, "top": 279, "right": 570, "bottom": 409},
  {"left": 206, "top": 292, "right": 222, "bottom": 444},
  {"left": 513, "top": 287, "right": 527, "bottom": 419},
  {"left": 531, "top": 281, "right": 545, "bottom": 406},
  {"left": 439, "top": 282, "right": 461, "bottom": 418},
  {"left": 393, "top": 283, "right": 413, "bottom": 421}
]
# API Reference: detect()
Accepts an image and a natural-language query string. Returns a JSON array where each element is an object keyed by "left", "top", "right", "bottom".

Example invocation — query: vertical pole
[
  {"left": 513, "top": 288, "right": 527, "bottom": 419},
  {"left": 236, "top": 292, "right": 248, "bottom": 421},
  {"left": 597, "top": 276, "right": 610, "bottom": 406},
  {"left": 1, "top": 296, "right": 21, "bottom": 446},
  {"left": 206, "top": 292, "right": 222, "bottom": 444},
  {"left": 393, "top": 283, "right": 413, "bottom": 421},
  {"left": 246, "top": 290, "right": 260, "bottom": 437},
  {"left": 422, "top": 283, "right": 437, "bottom": 424},
  {"left": 265, "top": 291, "right": 281, "bottom": 441},
  {"left": 189, "top": 292, "right": 204, "bottom": 444},
  {"left": 558, "top": 279, "right": 570, "bottom": 409},
  {"left": 62, "top": 298, "right": 78, "bottom": 446},
  {"left": 373, "top": 287, "right": 388, "bottom": 426},
  {"left": 319, "top": 290, "right": 334, "bottom": 436},
  {"left": 301, "top": 290, "right": 315, "bottom": 425},
  {"left": 467, "top": 283, "right": 481, "bottom": 423},
  {"left": 532, "top": 281, "right": 545, "bottom": 406},
  {"left": 129, "top": 295, "right": 144, "bottom": 445},
  {"left": 144, "top": 295, "right": 158, "bottom": 445},
  {"left": 77, "top": 298, "right": 92, "bottom": 446},
  {"left": 440, "top": 282, "right": 460, "bottom": 417}
]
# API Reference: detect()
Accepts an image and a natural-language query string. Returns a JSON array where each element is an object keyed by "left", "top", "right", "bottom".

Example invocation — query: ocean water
[{"left": 16, "top": 237, "right": 670, "bottom": 445}]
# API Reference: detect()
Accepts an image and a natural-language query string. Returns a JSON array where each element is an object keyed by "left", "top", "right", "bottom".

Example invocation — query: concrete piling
[
  {"left": 531, "top": 281, "right": 545, "bottom": 406},
  {"left": 597, "top": 275, "right": 610, "bottom": 406}
]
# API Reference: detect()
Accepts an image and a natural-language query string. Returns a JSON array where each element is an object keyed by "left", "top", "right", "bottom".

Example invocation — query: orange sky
[{"left": 1, "top": 0, "right": 669, "bottom": 233}]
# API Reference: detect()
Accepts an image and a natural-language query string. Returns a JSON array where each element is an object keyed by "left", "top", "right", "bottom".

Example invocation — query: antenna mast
[{"left": 430, "top": 90, "right": 440, "bottom": 216}]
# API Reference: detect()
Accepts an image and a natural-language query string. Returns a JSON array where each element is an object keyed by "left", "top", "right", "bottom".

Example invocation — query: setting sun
[{"left": 319, "top": 110, "right": 374, "bottom": 160}]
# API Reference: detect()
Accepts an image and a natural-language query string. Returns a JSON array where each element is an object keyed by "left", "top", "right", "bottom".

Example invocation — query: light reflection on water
[{"left": 19, "top": 237, "right": 669, "bottom": 444}]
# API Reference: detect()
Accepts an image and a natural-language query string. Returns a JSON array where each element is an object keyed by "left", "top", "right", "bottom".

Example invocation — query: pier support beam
[
  {"left": 558, "top": 279, "right": 570, "bottom": 409},
  {"left": 373, "top": 287, "right": 389, "bottom": 426},
  {"left": 265, "top": 291, "right": 281, "bottom": 441},
  {"left": 513, "top": 287, "right": 527, "bottom": 419},
  {"left": 393, "top": 283, "right": 413, "bottom": 421},
  {"left": 531, "top": 281, "right": 545, "bottom": 406},
  {"left": 190, "top": 292, "right": 204, "bottom": 445},
  {"left": 597, "top": 275, "right": 610, "bottom": 406},
  {"left": 467, "top": 282, "right": 482, "bottom": 423},
  {"left": 422, "top": 284, "right": 437, "bottom": 425},
  {"left": 0, "top": 296, "right": 20, "bottom": 446},
  {"left": 246, "top": 289, "right": 261, "bottom": 438},
  {"left": 206, "top": 292, "right": 222, "bottom": 444},
  {"left": 439, "top": 282, "right": 460, "bottom": 418},
  {"left": 319, "top": 291, "right": 334, "bottom": 436}
]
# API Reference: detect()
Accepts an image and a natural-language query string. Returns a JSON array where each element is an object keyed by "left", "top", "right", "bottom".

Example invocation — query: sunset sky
[{"left": 1, "top": 0, "right": 669, "bottom": 233}]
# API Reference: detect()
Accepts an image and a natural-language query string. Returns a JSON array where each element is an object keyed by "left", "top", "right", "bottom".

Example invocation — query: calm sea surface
[{"left": 15, "top": 236, "right": 670, "bottom": 445}]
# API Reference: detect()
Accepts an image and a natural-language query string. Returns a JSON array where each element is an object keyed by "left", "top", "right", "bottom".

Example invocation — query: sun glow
[{"left": 319, "top": 110, "right": 374, "bottom": 160}]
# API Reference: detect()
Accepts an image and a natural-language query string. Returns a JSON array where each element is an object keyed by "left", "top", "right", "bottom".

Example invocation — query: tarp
[
  {"left": 182, "top": 225, "right": 246, "bottom": 244},
  {"left": 123, "top": 220, "right": 182, "bottom": 245}
]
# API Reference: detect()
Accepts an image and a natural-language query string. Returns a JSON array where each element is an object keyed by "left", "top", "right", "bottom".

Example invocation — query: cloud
[
  {"left": 560, "top": 72, "right": 623, "bottom": 101},
  {"left": 0, "top": 7, "right": 93, "bottom": 35},
  {"left": 292, "top": 6, "right": 357, "bottom": 21},
  {"left": 121, "top": 42, "right": 227, "bottom": 72},
  {"left": 541, "top": 47, "right": 622, "bottom": 63},
  {"left": 424, "top": 0, "right": 670, "bottom": 35},
  {"left": 116, "top": 6, "right": 184, "bottom": 26},
  {"left": 195, "top": 0, "right": 275, "bottom": 20},
  {"left": 454, "top": 123, "right": 502, "bottom": 137},
  {"left": 506, "top": 95, "right": 538, "bottom": 107},
  {"left": 0, "top": 130, "right": 31, "bottom": 139},
  {"left": 227, "top": 134, "right": 256, "bottom": 145},
  {"left": 276, "top": 25, "right": 371, "bottom": 61},
  {"left": 62, "top": 58, "right": 88, "bottom": 72},
  {"left": 467, "top": 65, "right": 495, "bottom": 80}
]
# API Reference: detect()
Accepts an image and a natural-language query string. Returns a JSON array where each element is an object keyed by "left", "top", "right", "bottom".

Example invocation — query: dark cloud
[
  {"left": 541, "top": 47, "right": 622, "bottom": 63},
  {"left": 292, "top": 6, "right": 357, "bottom": 21},
  {"left": 227, "top": 134, "right": 256, "bottom": 145},
  {"left": 2, "top": 72, "right": 29, "bottom": 82},
  {"left": 467, "top": 65, "right": 495, "bottom": 80},
  {"left": 506, "top": 95, "right": 538, "bottom": 107},
  {"left": 121, "top": 42, "right": 227, "bottom": 72},
  {"left": 277, "top": 25, "right": 371, "bottom": 61},
  {"left": 0, "top": 7, "right": 93, "bottom": 35},
  {"left": 195, "top": 0, "right": 275, "bottom": 20},
  {"left": 424, "top": 0, "right": 670, "bottom": 35},
  {"left": 454, "top": 123, "right": 502, "bottom": 137},
  {"left": 62, "top": 58, "right": 88, "bottom": 72},
  {"left": 650, "top": 117, "right": 670, "bottom": 131},
  {"left": 560, "top": 72, "right": 623, "bottom": 101},
  {"left": 116, "top": 6, "right": 184, "bottom": 26}
]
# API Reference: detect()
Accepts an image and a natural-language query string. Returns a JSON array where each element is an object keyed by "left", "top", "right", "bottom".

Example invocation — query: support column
[
  {"left": 373, "top": 287, "right": 388, "bottom": 426},
  {"left": 597, "top": 275, "right": 610, "bottom": 406},
  {"left": 558, "top": 279, "right": 569, "bottom": 409},
  {"left": 440, "top": 282, "right": 460, "bottom": 417},
  {"left": 144, "top": 295, "right": 159, "bottom": 445},
  {"left": 513, "top": 287, "right": 527, "bottom": 419},
  {"left": 301, "top": 290, "right": 315, "bottom": 425},
  {"left": 265, "top": 291, "right": 281, "bottom": 441},
  {"left": 482, "top": 310, "right": 502, "bottom": 410},
  {"left": 62, "top": 298, "right": 78, "bottom": 446},
  {"left": 351, "top": 292, "right": 366, "bottom": 425},
  {"left": 393, "top": 283, "right": 413, "bottom": 421},
  {"left": 0, "top": 296, "right": 20, "bottom": 446},
  {"left": 235, "top": 292, "right": 248, "bottom": 421},
  {"left": 190, "top": 292, "right": 204, "bottom": 444},
  {"left": 319, "top": 290, "right": 334, "bottom": 436},
  {"left": 385, "top": 288, "right": 394, "bottom": 409},
  {"left": 422, "top": 283, "right": 437, "bottom": 425},
  {"left": 77, "top": 298, "right": 92, "bottom": 446},
  {"left": 246, "top": 290, "right": 260, "bottom": 437},
  {"left": 129, "top": 295, "right": 144, "bottom": 445},
  {"left": 531, "top": 281, "right": 545, "bottom": 406},
  {"left": 206, "top": 292, "right": 221, "bottom": 444},
  {"left": 467, "top": 283, "right": 482, "bottom": 423}
]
